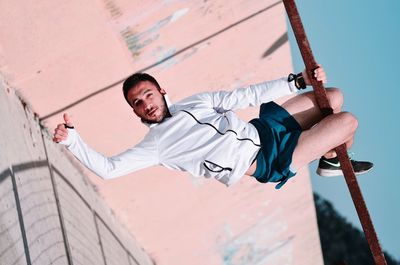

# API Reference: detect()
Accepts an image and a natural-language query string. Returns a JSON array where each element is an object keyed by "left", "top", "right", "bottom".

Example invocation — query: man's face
[{"left": 127, "top": 81, "right": 168, "bottom": 124}]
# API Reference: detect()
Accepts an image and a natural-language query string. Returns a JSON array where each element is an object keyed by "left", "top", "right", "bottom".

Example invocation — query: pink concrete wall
[{"left": 0, "top": 0, "right": 323, "bottom": 264}]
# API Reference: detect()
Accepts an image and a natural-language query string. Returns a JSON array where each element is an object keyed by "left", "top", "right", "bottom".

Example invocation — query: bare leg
[
  {"left": 281, "top": 88, "right": 354, "bottom": 158},
  {"left": 246, "top": 88, "right": 353, "bottom": 176},
  {"left": 324, "top": 137, "right": 354, "bottom": 158},
  {"left": 291, "top": 112, "right": 358, "bottom": 171},
  {"left": 281, "top": 87, "right": 344, "bottom": 129}
]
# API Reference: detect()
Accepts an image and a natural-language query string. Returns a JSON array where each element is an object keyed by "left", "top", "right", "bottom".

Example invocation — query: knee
[
  {"left": 327, "top": 87, "right": 344, "bottom": 111},
  {"left": 338, "top": 112, "right": 358, "bottom": 133}
]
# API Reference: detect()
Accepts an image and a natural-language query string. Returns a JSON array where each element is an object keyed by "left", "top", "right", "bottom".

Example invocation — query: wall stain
[
  {"left": 120, "top": 8, "right": 189, "bottom": 58},
  {"left": 151, "top": 45, "right": 201, "bottom": 71},
  {"left": 102, "top": 0, "right": 122, "bottom": 20},
  {"left": 217, "top": 217, "right": 294, "bottom": 265}
]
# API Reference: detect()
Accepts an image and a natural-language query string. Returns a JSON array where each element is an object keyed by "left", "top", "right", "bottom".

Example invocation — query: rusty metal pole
[{"left": 282, "top": 1, "right": 387, "bottom": 264}]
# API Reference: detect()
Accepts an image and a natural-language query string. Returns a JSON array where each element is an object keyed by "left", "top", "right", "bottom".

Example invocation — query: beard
[
  {"left": 141, "top": 107, "right": 167, "bottom": 124},
  {"left": 140, "top": 97, "right": 171, "bottom": 124}
]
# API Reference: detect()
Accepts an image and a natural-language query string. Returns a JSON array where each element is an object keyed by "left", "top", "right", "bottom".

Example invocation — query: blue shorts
[{"left": 249, "top": 101, "right": 302, "bottom": 189}]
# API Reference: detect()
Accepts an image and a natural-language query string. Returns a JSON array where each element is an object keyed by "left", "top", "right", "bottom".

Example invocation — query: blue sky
[{"left": 287, "top": 0, "right": 400, "bottom": 260}]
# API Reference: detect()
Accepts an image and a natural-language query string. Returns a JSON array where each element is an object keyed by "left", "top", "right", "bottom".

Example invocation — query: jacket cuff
[
  {"left": 59, "top": 128, "right": 77, "bottom": 147},
  {"left": 288, "top": 79, "right": 298, "bottom": 93}
]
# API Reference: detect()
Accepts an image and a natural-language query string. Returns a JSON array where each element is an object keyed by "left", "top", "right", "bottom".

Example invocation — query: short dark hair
[{"left": 122, "top": 72, "right": 161, "bottom": 106}]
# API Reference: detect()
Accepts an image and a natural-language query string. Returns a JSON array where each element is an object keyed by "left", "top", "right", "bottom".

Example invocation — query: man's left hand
[{"left": 303, "top": 64, "right": 327, "bottom": 85}]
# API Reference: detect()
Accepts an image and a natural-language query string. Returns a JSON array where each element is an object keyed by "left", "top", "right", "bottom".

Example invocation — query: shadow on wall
[
  {"left": 0, "top": 77, "right": 154, "bottom": 265},
  {"left": 0, "top": 160, "right": 150, "bottom": 265},
  {"left": 40, "top": 1, "right": 286, "bottom": 122}
]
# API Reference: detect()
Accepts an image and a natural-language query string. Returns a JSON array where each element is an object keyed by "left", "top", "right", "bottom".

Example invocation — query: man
[{"left": 53, "top": 67, "right": 373, "bottom": 188}]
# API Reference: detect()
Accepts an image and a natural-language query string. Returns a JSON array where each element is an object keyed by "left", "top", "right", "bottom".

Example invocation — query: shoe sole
[{"left": 316, "top": 167, "right": 373, "bottom": 177}]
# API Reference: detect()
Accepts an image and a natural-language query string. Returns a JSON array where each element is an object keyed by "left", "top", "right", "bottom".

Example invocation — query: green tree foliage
[{"left": 313, "top": 193, "right": 399, "bottom": 265}]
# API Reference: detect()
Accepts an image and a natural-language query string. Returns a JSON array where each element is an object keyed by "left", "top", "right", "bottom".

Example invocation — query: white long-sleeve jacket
[{"left": 60, "top": 77, "right": 298, "bottom": 186}]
